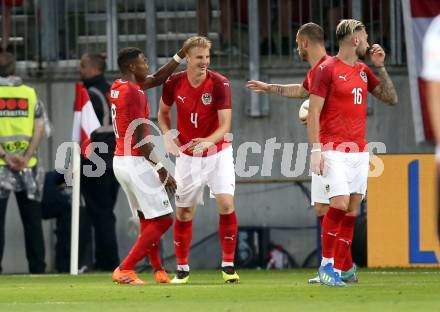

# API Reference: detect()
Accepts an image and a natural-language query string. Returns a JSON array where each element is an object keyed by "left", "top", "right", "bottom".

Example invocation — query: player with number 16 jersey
[
  {"left": 310, "top": 56, "right": 380, "bottom": 152},
  {"left": 308, "top": 19, "right": 397, "bottom": 287}
]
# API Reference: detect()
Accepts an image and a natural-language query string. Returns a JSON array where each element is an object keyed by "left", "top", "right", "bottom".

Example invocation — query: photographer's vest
[{"left": 0, "top": 84, "right": 37, "bottom": 167}]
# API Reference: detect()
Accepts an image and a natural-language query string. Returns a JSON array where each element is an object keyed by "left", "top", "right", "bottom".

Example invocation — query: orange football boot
[
  {"left": 112, "top": 267, "right": 145, "bottom": 285},
  {"left": 154, "top": 269, "right": 171, "bottom": 284}
]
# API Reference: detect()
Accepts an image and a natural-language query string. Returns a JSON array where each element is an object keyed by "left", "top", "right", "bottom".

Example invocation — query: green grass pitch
[{"left": 1, "top": 269, "right": 440, "bottom": 312}]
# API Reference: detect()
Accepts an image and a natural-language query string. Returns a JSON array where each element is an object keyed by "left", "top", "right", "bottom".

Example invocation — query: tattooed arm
[
  {"left": 246, "top": 80, "right": 309, "bottom": 99},
  {"left": 368, "top": 44, "right": 398, "bottom": 105},
  {"left": 371, "top": 66, "right": 398, "bottom": 105}
]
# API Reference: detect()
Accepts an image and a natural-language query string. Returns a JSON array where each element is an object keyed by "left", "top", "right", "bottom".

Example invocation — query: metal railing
[{"left": 5, "top": 0, "right": 405, "bottom": 72}]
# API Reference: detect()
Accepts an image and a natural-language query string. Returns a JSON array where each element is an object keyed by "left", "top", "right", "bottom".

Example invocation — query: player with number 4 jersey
[{"left": 158, "top": 36, "right": 238, "bottom": 284}]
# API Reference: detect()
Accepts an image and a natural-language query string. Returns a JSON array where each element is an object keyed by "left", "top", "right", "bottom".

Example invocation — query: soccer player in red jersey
[
  {"left": 308, "top": 19, "right": 398, "bottom": 287},
  {"left": 158, "top": 36, "right": 238, "bottom": 284},
  {"left": 246, "top": 23, "right": 338, "bottom": 283},
  {"left": 110, "top": 45, "right": 188, "bottom": 285}
]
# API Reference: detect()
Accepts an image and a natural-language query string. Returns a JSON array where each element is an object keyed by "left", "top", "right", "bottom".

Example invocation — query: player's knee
[
  {"left": 345, "top": 209, "right": 357, "bottom": 217},
  {"left": 176, "top": 208, "right": 194, "bottom": 221},
  {"left": 330, "top": 197, "right": 349, "bottom": 211},
  {"left": 314, "top": 203, "right": 329, "bottom": 216},
  {"left": 218, "top": 202, "right": 235, "bottom": 215},
  {"left": 332, "top": 203, "right": 349, "bottom": 211}
]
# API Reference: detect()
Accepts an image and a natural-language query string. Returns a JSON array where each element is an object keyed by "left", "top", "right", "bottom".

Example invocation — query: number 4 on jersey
[
  {"left": 191, "top": 112, "right": 198, "bottom": 128},
  {"left": 352, "top": 88, "right": 362, "bottom": 105}
]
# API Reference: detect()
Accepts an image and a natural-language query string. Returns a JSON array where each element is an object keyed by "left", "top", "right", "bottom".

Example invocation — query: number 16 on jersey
[{"left": 352, "top": 88, "right": 363, "bottom": 105}]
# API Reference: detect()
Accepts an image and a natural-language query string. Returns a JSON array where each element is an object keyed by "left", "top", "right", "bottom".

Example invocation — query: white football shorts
[
  {"left": 113, "top": 156, "right": 173, "bottom": 219},
  {"left": 311, "top": 173, "right": 330, "bottom": 205},
  {"left": 174, "top": 146, "right": 235, "bottom": 207},
  {"left": 320, "top": 151, "right": 370, "bottom": 199}
]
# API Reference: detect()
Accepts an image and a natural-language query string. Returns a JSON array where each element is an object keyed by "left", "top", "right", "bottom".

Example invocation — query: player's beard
[{"left": 356, "top": 45, "right": 368, "bottom": 60}]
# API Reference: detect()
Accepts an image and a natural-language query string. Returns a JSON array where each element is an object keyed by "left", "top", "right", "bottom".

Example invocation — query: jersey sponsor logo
[
  {"left": 224, "top": 235, "right": 235, "bottom": 241},
  {"left": 319, "top": 64, "right": 326, "bottom": 71},
  {"left": 360, "top": 71, "right": 368, "bottom": 83},
  {"left": 177, "top": 95, "right": 186, "bottom": 103},
  {"left": 338, "top": 74, "right": 348, "bottom": 81},
  {"left": 110, "top": 90, "right": 120, "bottom": 98},
  {"left": 163, "top": 199, "right": 170, "bottom": 208},
  {"left": 201, "top": 93, "right": 212, "bottom": 105},
  {"left": 223, "top": 82, "right": 230, "bottom": 86},
  {"left": 138, "top": 89, "right": 144, "bottom": 94},
  {"left": 0, "top": 98, "right": 29, "bottom": 117}
]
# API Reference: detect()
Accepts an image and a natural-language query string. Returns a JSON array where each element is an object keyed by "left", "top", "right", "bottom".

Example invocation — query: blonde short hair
[
  {"left": 336, "top": 19, "right": 365, "bottom": 42},
  {"left": 183, "top": 36, "right": 212, "bottom": 52}
]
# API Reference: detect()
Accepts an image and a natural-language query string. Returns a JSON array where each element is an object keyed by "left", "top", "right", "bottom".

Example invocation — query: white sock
[
  {"left": 177, "top": 264, "right": 190, "bottom": 272},
  {"left": 320, "top": 257, "right": 334, "bottom": 267},
  {"left": 222, "top": 261, "right": 234, "bottom": 268},
  {"left": 334, "top": 269, "right": 342, "bottom": 276}
]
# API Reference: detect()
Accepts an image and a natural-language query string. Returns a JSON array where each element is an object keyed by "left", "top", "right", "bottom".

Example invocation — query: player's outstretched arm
[
  {"left": 307, "top": 94, "right": 324, "bottom": 175},
  {"left": 142, "top": 49, "right": 186, "bottom": 90},
  {"left": 369, "top": 44, "right": 398, "bottom": 105},
  {"left": 246, "top": 80, "right": 309, "bottom": 99}
]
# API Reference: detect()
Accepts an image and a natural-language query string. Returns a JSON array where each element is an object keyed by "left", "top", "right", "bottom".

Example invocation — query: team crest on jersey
[
  {"left": 360, "top": 71, "right": 368, "bottom": 83},
  {"left": 201, "top": 93, "right": 212, "bottom": 105},
  {"left": 325, "top": 184, "right": 330, "bottom": 193}
]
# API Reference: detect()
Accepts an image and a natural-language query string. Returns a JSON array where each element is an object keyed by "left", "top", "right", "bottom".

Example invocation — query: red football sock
[
  {"left": 334, "top": 215, "right": 357, "bottom": 271},
  {"left": 147, "top": 216, "right": 173, "bottom": 270},
  {"left": 321, "top": 207, "right": 346, "bottom": 259},
  {"left": 120, "top": 214, "right": 172, "bottom": 270},
  {"left": 174, "top": 219, "right": 193, "bottom": 266},
  {"left": 219, "top": 212, "right": 238, "bottom": 263},
  {"left": 343, "top": 248, "right": 354, "bottom": 272},
  {"left": 138, "top": 217, "right": 163, "bottom": 270}
]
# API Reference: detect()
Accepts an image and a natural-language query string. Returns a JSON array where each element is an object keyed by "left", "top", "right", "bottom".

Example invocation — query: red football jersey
[
  {"left": 302, "top": 54, "right": 330, "bottom": 91},
  {"left": 309, "top": 56, "right": 380, "bottom": 152},
  {"left": 162, "top": 69, "right": 232, "bottom": 156},
  {"left": 110, "top": 79, "right": 150, "bottom": 156}
]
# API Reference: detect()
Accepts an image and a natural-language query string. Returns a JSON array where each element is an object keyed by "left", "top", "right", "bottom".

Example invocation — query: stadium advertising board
[{"left": 367, "top": 154, "right": 440, "bottom": 267}]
